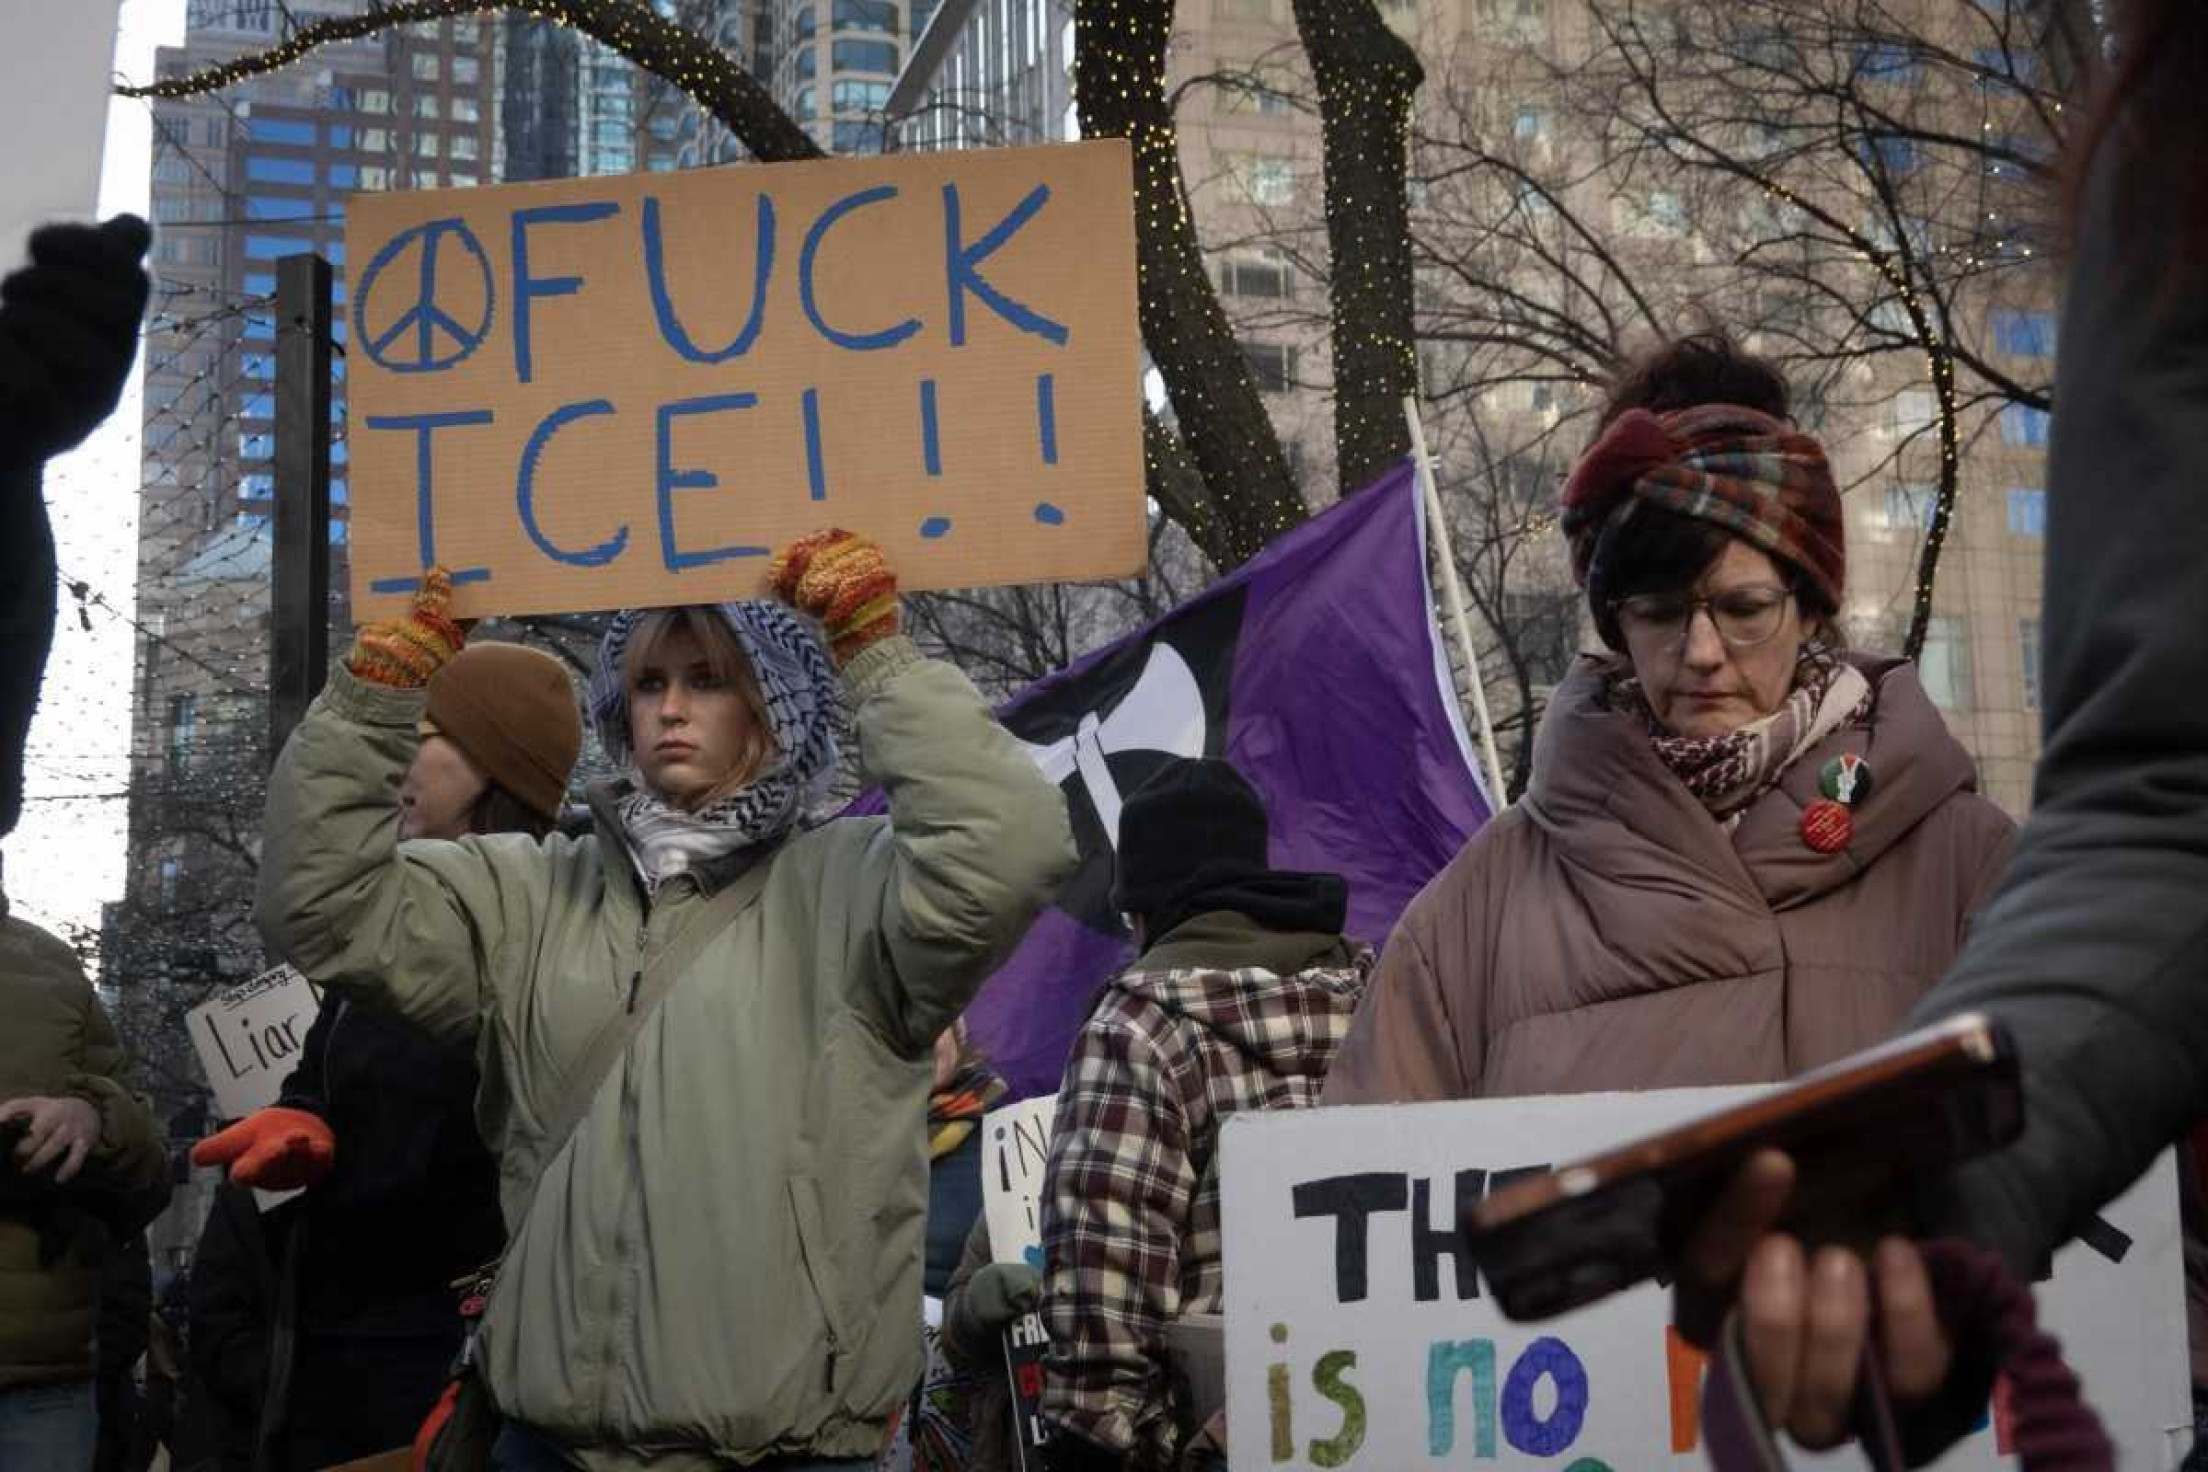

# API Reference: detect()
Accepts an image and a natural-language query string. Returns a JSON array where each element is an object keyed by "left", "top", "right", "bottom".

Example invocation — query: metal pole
[
  {"left": 269, "top": 253, "right": 333, "bottom": 765},
  {"left": 1403, "top": 396, "right": 1508, "bottom": 807}
]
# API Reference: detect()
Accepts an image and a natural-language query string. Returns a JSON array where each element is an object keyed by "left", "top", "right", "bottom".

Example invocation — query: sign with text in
[
  {"left": 185, "top": 964, "right": 322, "bottom": 1123},
  {"left": 983, "top": 1093, "right": 1058, "bottom": 1270},
  {"left": 344, "top": 140, "right": 1144, "bottom": 620},
  {"left": 1222, "top": 1092, "right": 2191, "bottom": 1471}
]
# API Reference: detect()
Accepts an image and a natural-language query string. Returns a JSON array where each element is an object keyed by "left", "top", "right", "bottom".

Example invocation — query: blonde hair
[{"left": 623, "top": 607, "right": 776, "bottom": 802}]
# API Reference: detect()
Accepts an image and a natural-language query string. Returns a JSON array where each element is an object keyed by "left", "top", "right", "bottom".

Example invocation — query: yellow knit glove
[
  {"left": 345, "top": 568, "right": 466, "bottom": 689},
  {"left": 768, "top": 529, "right": 900, "bottom": 667}
]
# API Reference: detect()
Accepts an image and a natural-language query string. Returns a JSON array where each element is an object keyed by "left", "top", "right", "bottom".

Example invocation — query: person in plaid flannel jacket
[{"left": 1037, "top": 759, "right": 1372, "bottom": 1471}]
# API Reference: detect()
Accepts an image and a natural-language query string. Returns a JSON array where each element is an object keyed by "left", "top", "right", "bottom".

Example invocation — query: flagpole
[{"left": 1403, "top": 397, "right": 1509, "bottom": 807}]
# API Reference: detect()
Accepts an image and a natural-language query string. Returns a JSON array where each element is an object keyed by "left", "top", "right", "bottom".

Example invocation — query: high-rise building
[
  {"left": 121, "top": 7, "right": 502, "bottom": 1246},
  {"left": 888, "top": 0, "right": 2059, "bottom": 812},
  {"left": 767, "top": 0, "right": 911, "bottom": 152}
]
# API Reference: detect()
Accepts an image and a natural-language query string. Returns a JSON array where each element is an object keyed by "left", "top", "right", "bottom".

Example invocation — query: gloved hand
[
  {"left": 944, "top": 1260, "right": 1041, "bottom": 1360},
  {"left": 0, "top": 215, "right": 153, "bottom": 466},
  {"left": 767, "top": 528, "right": 900, "bottom": 666},
  {"left": 190, "top": 1106, "right": 336, "bottom": 1191},
  {"left": 346, "top": 566, "right": 466, "bottom": 689}
]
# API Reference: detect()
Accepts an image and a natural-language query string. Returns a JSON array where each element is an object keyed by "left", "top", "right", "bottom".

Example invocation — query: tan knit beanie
[{"left": 423, "top": 643, "right": 582, "bottom": 821}]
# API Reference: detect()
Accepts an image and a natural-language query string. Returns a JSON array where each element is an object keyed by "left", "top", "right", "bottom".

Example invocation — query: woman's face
[
  {"left": 1617, "top": 539, "right": 1805, "bottom": 738},
  {"left": 628, "top": 625, "right": 761, "bottom": 812},
  {"left": 399, "top": 734, "right": 489, "bottom": 841}
]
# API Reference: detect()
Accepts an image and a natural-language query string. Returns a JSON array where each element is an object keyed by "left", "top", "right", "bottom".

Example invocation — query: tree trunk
[
  {"left": 1073, "top": 0, "right": 1307, "bottom": 567},
  {"left": 1289, "top": 0, "right": 1423, "bottom": 493}
]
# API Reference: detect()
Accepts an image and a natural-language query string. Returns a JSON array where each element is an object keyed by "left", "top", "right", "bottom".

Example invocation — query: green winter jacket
[
  {"left": 0, "top": 904, "right": 169, "bottom": 1388},
  {"left": 256, "top": 636, "right": 1074, "bottom": 1469}
]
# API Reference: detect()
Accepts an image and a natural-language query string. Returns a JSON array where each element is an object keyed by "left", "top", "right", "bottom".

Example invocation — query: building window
[
  {"left": 416, "top": 132, "right": 441, "bottom": 159},
  {"left": 1890, "top": 389, "right": 1936, "bottom": 438},
  {"left": 2020, "top": 618, "right": 2041, "bottom": 710},
  {"left": 452, "top": 96, "right": 480, "bottom": 124},
  {"left": 1512, "top": 105, "right": 1550, "bottom": 142},
  {"left": 1885, "top": 483, "right": 1936, "bottom": 531},
  {"left": 2001, "top": 403, "right": 2052, "bottom": 448},
  {"left": 451, "top": 134, "right": 479, "bottom": 161},
  {"left": 834, "top": 119, "right": 886, "bottom": 152},
  {"left": 411, "top": 51, "right": 441, "bottom": 81},
  {"left": 795, "top": 85, "right": 817, "bottom": 116},
  {"left": 1990, "top": 309, "right": 2056, "bottom": 359},
  {"left": 1222, "top": 250, "right": 1292, "bottom": 298},
  {"left": 2006, "top": 486, "right": 2046, "bottom": 537},
  {"left": 797, "top": 7, "right": 819, "bottom": 38},
  {"left": 246, "top": 155, "right": 316, "bottom": 184},
  {"left": 1244, "top": 341, "right": 1297, "bottom": 393},
  {"left": 168, "top": 693, "right": 198, "bottom": 773},
  {"left": 832, "top": 79, "right": 891, "bottom": 111},
  {"left": 832, "top": 38, "right": 899, "bottom": 72},
  {"left": 1227, "top": 153, "right": 1295, "bottom": 206},
  {"left": 361, "top": 88, "right": 390, "bottom": 113},
  {"left": 1918, "top": 615, "right": 1973, "bottom": 709},
  {"left": 1855, "top": 42, "right": 1921, "bottom": 85},
  {"left": 453, "top": 17, "right": 480, "bottom": 44},
  {"left": 415, "top": 94, "right": 441, "bottom": 118},
  {"left": 453, "top": 55, "right": 480, "bottom": 85},
  {"left": 359, "top": 165, "right": 389, "bottom": 190},
  {"left": 797, "top": 46, "right": 818, "bottom": 79},
  {"left": 243, "top": 232, "right": 305, "bottom": 259},
  {"left": 360, "top": 126, "right": 388, "bottom": 151},
  {"left": 249, "top": 115, "right": 317, "bottom": 145},
  {"left": 157, "top": 854, "right": 182, "bottom": 910},
  {"left": 1857, "top": 134, "right": 1920, "bottom": 177},
  {"left": 832, "top": 0, "right": 898, "bottom": 33}
]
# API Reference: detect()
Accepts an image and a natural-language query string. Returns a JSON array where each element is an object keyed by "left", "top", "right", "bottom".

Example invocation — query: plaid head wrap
[
  {"left": 586, "top": 602, "right": 841, "bottom": 880},
  {"left": 1561, "top": 403, "right": 1846, "bottom": 609}
]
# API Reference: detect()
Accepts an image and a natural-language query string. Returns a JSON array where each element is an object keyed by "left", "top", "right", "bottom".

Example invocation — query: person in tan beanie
[{"left": 188, "top": 643, "right": 581, "bottom": 1470}]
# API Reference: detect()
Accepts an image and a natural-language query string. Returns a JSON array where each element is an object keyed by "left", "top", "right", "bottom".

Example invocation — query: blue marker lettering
[
  {"left": 517, "top": 399, "right": 626, "bottom": 567},
  {"left": 644, "top": 193, "right": 775, "bottom": 363},
  {"left": 510, "top": 200, "right": 620, "bottom": 383},
  {"left": 363, "top": 410, "right": 493, "bottom": 591},
  {"left": 800, "top": 187, "right": 921, "bottom": 351},
  {"left": 655, "top": 393, "right": 770, "bottom": 572},
  {"left": 944, "top": 182, "right": 1069, "bottom": 347}
]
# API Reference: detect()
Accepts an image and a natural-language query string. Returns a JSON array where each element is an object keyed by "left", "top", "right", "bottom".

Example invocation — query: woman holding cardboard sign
[{"left": 255, "top": 529, "right": 1074, "bottom": 1471}]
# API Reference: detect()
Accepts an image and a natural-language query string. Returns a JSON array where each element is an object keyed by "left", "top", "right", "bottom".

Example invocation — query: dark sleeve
[
  {"left": 64, "top": 981, "right": 169, "bottom": 1221},
  {"left": 0, "top": 459, "right": 50, "bottom": 842},
  {"left": 187, "top": 1190, "right": 274, "bottom": 1415},
  {"left": 273, "top": 999, "right": 340, "bottom": 1118},
  {"left": 1909, "top": 158, "right": 2208, "bottom": 1272}
]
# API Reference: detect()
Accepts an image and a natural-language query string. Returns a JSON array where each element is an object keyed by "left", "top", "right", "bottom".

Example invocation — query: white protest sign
[
  {"left": 983, "top": 1093, "right": 1058, "bottom": 1269},
  {"left": 1223, "top": 1091, "right": 2190, "bottom": 1472},
  {"left": 0, "top": 0, "right": 122, "bottom": 263},
  {"left": 185, "top": 964, "right": 323, "bottom": 1122}
]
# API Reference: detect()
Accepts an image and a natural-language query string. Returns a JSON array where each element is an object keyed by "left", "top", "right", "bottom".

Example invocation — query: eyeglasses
[{"left": 1612, "top": 585, "right": 1794, "bottom": 649}]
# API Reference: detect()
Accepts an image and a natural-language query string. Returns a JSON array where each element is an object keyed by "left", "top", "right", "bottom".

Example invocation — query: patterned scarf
[
  {"left": 1611, "top": 648, "right": 1871, "bottom": 822},
  {"left": 927, "top": 1053, "right": 1007, "bottom": 1160},
  {"left": 586, "top": 601, "right": 841, "bottom": 891}
]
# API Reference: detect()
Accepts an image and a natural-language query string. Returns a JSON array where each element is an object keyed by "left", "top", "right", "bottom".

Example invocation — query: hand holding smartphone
[{"left": 1462, "top": 1014, "right": 2023, "bottom": 1323}]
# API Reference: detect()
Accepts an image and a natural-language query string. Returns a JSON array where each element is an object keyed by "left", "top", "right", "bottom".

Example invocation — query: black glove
[
  {"left": 943, "top": 1260, "right": 1041, "bottom": 1362},
  {"left": 0, "top": 215, "right": 152, "bottom": 466}
]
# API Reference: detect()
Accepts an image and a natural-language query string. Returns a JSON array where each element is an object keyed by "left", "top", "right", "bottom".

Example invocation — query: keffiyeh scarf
[
  {"left": 1611, "top": 648, "right": 1871, "bottom": 823},
  {"left": 587, "top": 601, "right": 841, "bottom": 891}
]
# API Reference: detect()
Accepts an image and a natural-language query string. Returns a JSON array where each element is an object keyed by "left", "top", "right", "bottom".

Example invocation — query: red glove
[
  {"left": 190, "top": 1106, "right": 336, "bottom": 1191},
  {"left": 347, "top": 566, "right": 466, "bottom": 689},
  {"left": 768, "top": 528, "right": 900, "bottom": 666}
]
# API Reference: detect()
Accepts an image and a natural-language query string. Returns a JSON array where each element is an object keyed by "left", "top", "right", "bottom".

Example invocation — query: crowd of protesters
[{"left": 7, "top": 0, "right": 2208, "bottom": 1467}]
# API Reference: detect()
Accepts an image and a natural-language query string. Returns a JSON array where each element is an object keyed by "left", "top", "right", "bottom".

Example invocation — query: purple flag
[{"left": 939, "top": 461, "right": 1492, "bottom": 1099}]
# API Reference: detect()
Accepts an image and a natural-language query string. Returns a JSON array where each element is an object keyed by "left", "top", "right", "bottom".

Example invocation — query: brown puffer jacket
[
  {"left": 0, "top": 905, "right": 169, "bottom": 1388},
  {"left": 1325, "top": 654, "right": 2015, "bottom": 1104}
]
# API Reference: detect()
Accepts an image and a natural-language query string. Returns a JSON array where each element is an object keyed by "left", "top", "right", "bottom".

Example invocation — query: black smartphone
[{"left": 1461, "top": 1013, "right": 2023, "bottom": 1323}]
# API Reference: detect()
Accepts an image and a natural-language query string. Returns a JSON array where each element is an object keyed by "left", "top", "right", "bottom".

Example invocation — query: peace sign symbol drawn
[{"left": 352, "top": 217, "right": 496, "bottom": 375}]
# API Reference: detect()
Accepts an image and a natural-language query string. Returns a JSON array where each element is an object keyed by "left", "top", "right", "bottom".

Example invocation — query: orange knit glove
[
  {"left": 768, "top": 528, "right": 900, "bottom": 666},
  {"left": 190, "top": 1106, "right": 336, "bottom": 1191},
  {"left": 346, "top": 567, "right": 466, "bottom": 689}
]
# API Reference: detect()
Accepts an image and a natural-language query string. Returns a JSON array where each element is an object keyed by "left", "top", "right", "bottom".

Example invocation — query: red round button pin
[{"left": 1801, "top": 799, "right": 1853, "bottom": 854}]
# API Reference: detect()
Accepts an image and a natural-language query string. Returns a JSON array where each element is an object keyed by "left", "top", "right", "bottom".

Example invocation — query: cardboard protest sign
[
  {"left": 0, "top": 0, "right": 120, "bottom": 264},
  {"left": 186, "top": 964, "right": 323, "bottom": 1122},
  {"left": 1222, "top": 1092, "right": 2191, "bottom": 1471},
  {"left": 343, "top": 140, "right": 1144, "bottom": 620},
  {"left": 983, "top": 1093, "right": 1058, "bottom": 1269}
]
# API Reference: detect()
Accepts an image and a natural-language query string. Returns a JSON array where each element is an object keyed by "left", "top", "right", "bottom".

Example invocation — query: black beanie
[{"left": 1111, "top": 758, "right": 1272, "bottom": 920}]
